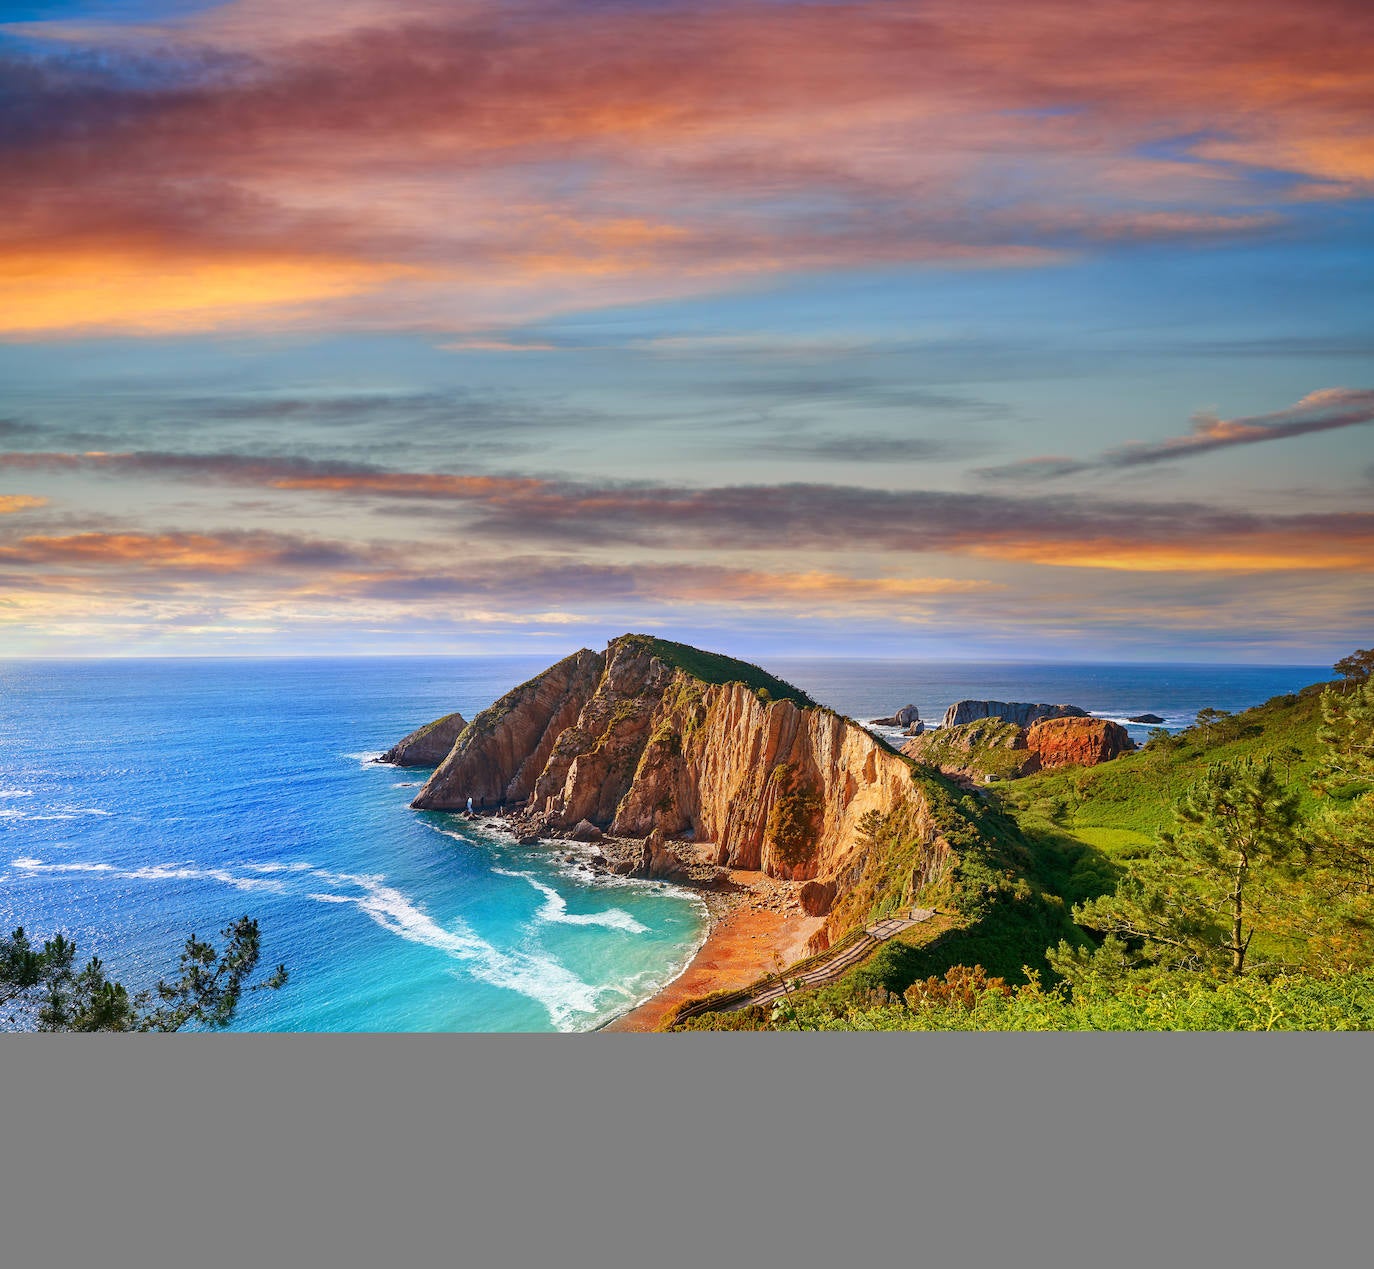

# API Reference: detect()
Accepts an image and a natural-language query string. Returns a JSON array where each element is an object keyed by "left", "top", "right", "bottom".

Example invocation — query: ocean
[{"left": 0, "top": 655, "right": 1324, "bottom": 1031}]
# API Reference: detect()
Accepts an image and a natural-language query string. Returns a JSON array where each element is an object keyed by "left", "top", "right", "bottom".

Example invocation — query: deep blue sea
[{"left": 0, "top": 656, "right": 1324, "bottom": 1031}]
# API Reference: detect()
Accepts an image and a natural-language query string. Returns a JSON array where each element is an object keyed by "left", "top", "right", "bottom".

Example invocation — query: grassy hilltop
[{"left": 679, "top": 657, "right": 1374, "bottom": 1031}]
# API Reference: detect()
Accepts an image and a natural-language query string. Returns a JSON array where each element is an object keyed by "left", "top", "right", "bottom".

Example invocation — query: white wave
[
  {"left": 241, "top": 861, "right": 317, "bottom": 874},
  {"left": 10, "top": 856, "right": 284, "bottom": 892},
  {"left": 0, "top": 806, "right": 114, "bottom": 821},
  {"left": 344, "top": 751, "right": 385, "bottom": 766},
  {"left": 12, "top": 856, "right": 113, "bottom": 873},
  {"left": 493, "top": 868, "right": 648, "bottom": 934},
  {"left": 306, "top": 870, "right": 603, "bottom": 1029},
  {"left": 0, "top": 789, "right": 33, "bottom": 799}
]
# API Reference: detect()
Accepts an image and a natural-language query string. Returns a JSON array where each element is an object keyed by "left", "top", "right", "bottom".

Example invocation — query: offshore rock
[
  {"left": 376, "top": 711, "right": 468, "bottom": 767},
  {"left": 940, "top": 700, "right": 1089, "bottom": 729},
  {"left": 868, "top": 704, "right": 921, "bottom": 727},
  {"left": 904, "top": 714, "right": 1135, "bottom": 780},
  {"left": 1026, "top": 717, "right": 1135, "bottom": 769},
  {"left": 1129, "top": 713, "right": 1165, "bottom": 724}
]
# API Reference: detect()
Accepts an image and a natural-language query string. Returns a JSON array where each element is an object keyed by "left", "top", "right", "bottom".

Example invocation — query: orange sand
[{"left": 603, "top": 870, "right": 823, "bottom": 1032}]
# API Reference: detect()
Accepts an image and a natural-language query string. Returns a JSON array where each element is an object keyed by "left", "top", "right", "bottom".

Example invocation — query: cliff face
[
  {"left": 941, "top": 700, "right": 1088, "bottom": 729},
  {"left": 412, "top": 648, "right": 605, "bottom": 807},
  {"left": 377, "top": 711, "right": 468, "bottom": 767},
  {"left": 1026, "top": 716, "right": 1135, "bottom": 769},
  {"left": 408, "top": 635, "right": 947, "bottom": 899}
]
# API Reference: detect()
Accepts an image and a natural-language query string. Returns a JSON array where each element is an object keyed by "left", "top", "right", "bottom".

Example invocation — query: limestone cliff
[
  {"left": 377, "top": 711, "right": 468, "bottom": 767},
  {"left": 407, "top": 634, "right": 951, "bottom": 910},
  {"left": 413, "top": 648, "right": 605, "bottom": 807}
]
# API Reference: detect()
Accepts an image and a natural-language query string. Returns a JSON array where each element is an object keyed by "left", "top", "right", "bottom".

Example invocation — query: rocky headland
[
  {"left": 403, "top": 635, "right": 948, "bottom": 931},
  {"left": 380, "top": 640, "right": 1141, "bottom": 1028}
]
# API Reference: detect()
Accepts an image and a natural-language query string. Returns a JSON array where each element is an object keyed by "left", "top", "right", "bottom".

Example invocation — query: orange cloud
[
  {"left": 3, "top": 1, "right": 1369, "bottom": 334},
  {"left": 0, "top": 247, "right": 419, "bottom": 337},
  {"left": 972, "top": 536, "right": 1374, "bottom": 573},
  {"left": 0, "top": 495, "right": 46, "bottom": 514},
  {"left": 0, "top": 532, "right": 274, "bottom": 572}
]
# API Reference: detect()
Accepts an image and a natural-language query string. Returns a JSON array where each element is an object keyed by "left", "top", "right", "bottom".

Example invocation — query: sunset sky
[{"left": 1, "top": 0, "right": 1371, "bottom": 659}]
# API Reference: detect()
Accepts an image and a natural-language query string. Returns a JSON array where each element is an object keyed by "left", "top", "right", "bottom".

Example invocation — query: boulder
[
  {"left": 941, "top": 700, "right": 1088, "bottom": 729},
  {"left": 1025, "top": 717, "right": 1135, "bottom": 770},
  {"left": 633, "top": 828, "right": 687, "bottom": 881},
  {"left": 571, "top": 818, "right": 604, "bottom": 842},
  {"left": 1129, "top": 713, "right": 1165, "bottom": 725},
  {"left": 904, "top": 719, "right": 925, "bottom": 737},
  {"left": 798, "top": 879, "right": 837, "bottom": 917}
]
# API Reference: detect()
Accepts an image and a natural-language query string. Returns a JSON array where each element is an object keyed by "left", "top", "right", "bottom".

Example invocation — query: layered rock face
[
  {"left": 1025, "top": 717, "right": 1135, "bottom": 770},
  {"left": 377, "top": 711, "right": 468, "bottom": 767},
  {"left": 941, "top": 700, "right": 1088, "bottom": 729},
  {"left": 408, "top": 635, "right": 944, "bottom": 889},
  {"left": 412, "top": 648, "right": 605, "bottom": 807}
]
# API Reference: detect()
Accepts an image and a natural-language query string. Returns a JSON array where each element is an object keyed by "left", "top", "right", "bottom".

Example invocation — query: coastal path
[{"left": 669, "top": 908, "right": 936, "bottom": 1025}]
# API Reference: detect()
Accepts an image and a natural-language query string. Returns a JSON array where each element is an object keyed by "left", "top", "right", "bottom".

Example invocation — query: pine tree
[
  {"left": 2, "top": 916, "right": 286, "bottom": 1032},
  {"left": 1070, "top": 759, "right": 1300, "bottom": 977}
]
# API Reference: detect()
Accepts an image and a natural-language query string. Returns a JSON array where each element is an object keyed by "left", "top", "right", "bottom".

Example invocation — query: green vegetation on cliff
[
  {"left": 904, "top": 717, "right": 1033, "bottom": 782},
  {"left": 616, "top": 634, "right": 816, "bottom": 709}
]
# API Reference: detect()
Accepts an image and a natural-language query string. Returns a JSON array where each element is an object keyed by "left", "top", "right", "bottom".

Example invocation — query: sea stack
[{"left": 376, "top": 711, "right": 468, "bottom": 766}]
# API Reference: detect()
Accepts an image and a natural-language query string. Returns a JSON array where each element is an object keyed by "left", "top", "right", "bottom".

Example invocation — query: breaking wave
[{"left": 493, "top": 868, "right": 648, "bottom": 933}]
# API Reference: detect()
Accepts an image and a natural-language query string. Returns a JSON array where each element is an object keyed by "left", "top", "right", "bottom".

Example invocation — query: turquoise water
[{"left": 0, "top": 656, "right": 1323, "bottom": 1031}]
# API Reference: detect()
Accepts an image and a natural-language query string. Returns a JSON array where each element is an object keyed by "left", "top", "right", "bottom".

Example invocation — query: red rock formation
[{"left": 1025, "top": 716, "right": 1135, "bottom": 770}]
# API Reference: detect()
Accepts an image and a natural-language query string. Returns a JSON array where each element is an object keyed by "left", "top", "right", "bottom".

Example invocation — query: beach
[{"left": 603, "top": 867, "right": 824, "bottom": 1032}]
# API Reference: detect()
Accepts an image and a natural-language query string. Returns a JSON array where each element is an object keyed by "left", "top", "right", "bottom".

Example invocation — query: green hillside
[
  {"left": 680, "top": 663, "right": 1374, "bottom": 1032},
  {"left": 1000, "top": 683, "right": 1334, "bottom": 859}
]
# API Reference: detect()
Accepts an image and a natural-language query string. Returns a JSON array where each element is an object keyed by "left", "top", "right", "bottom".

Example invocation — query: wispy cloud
[
  {"left": 6, "top": 446, "right": 1373, "bottom": 572},
  {"left": 979, "top": 387, "right": 1374, "bottom": 480}
]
